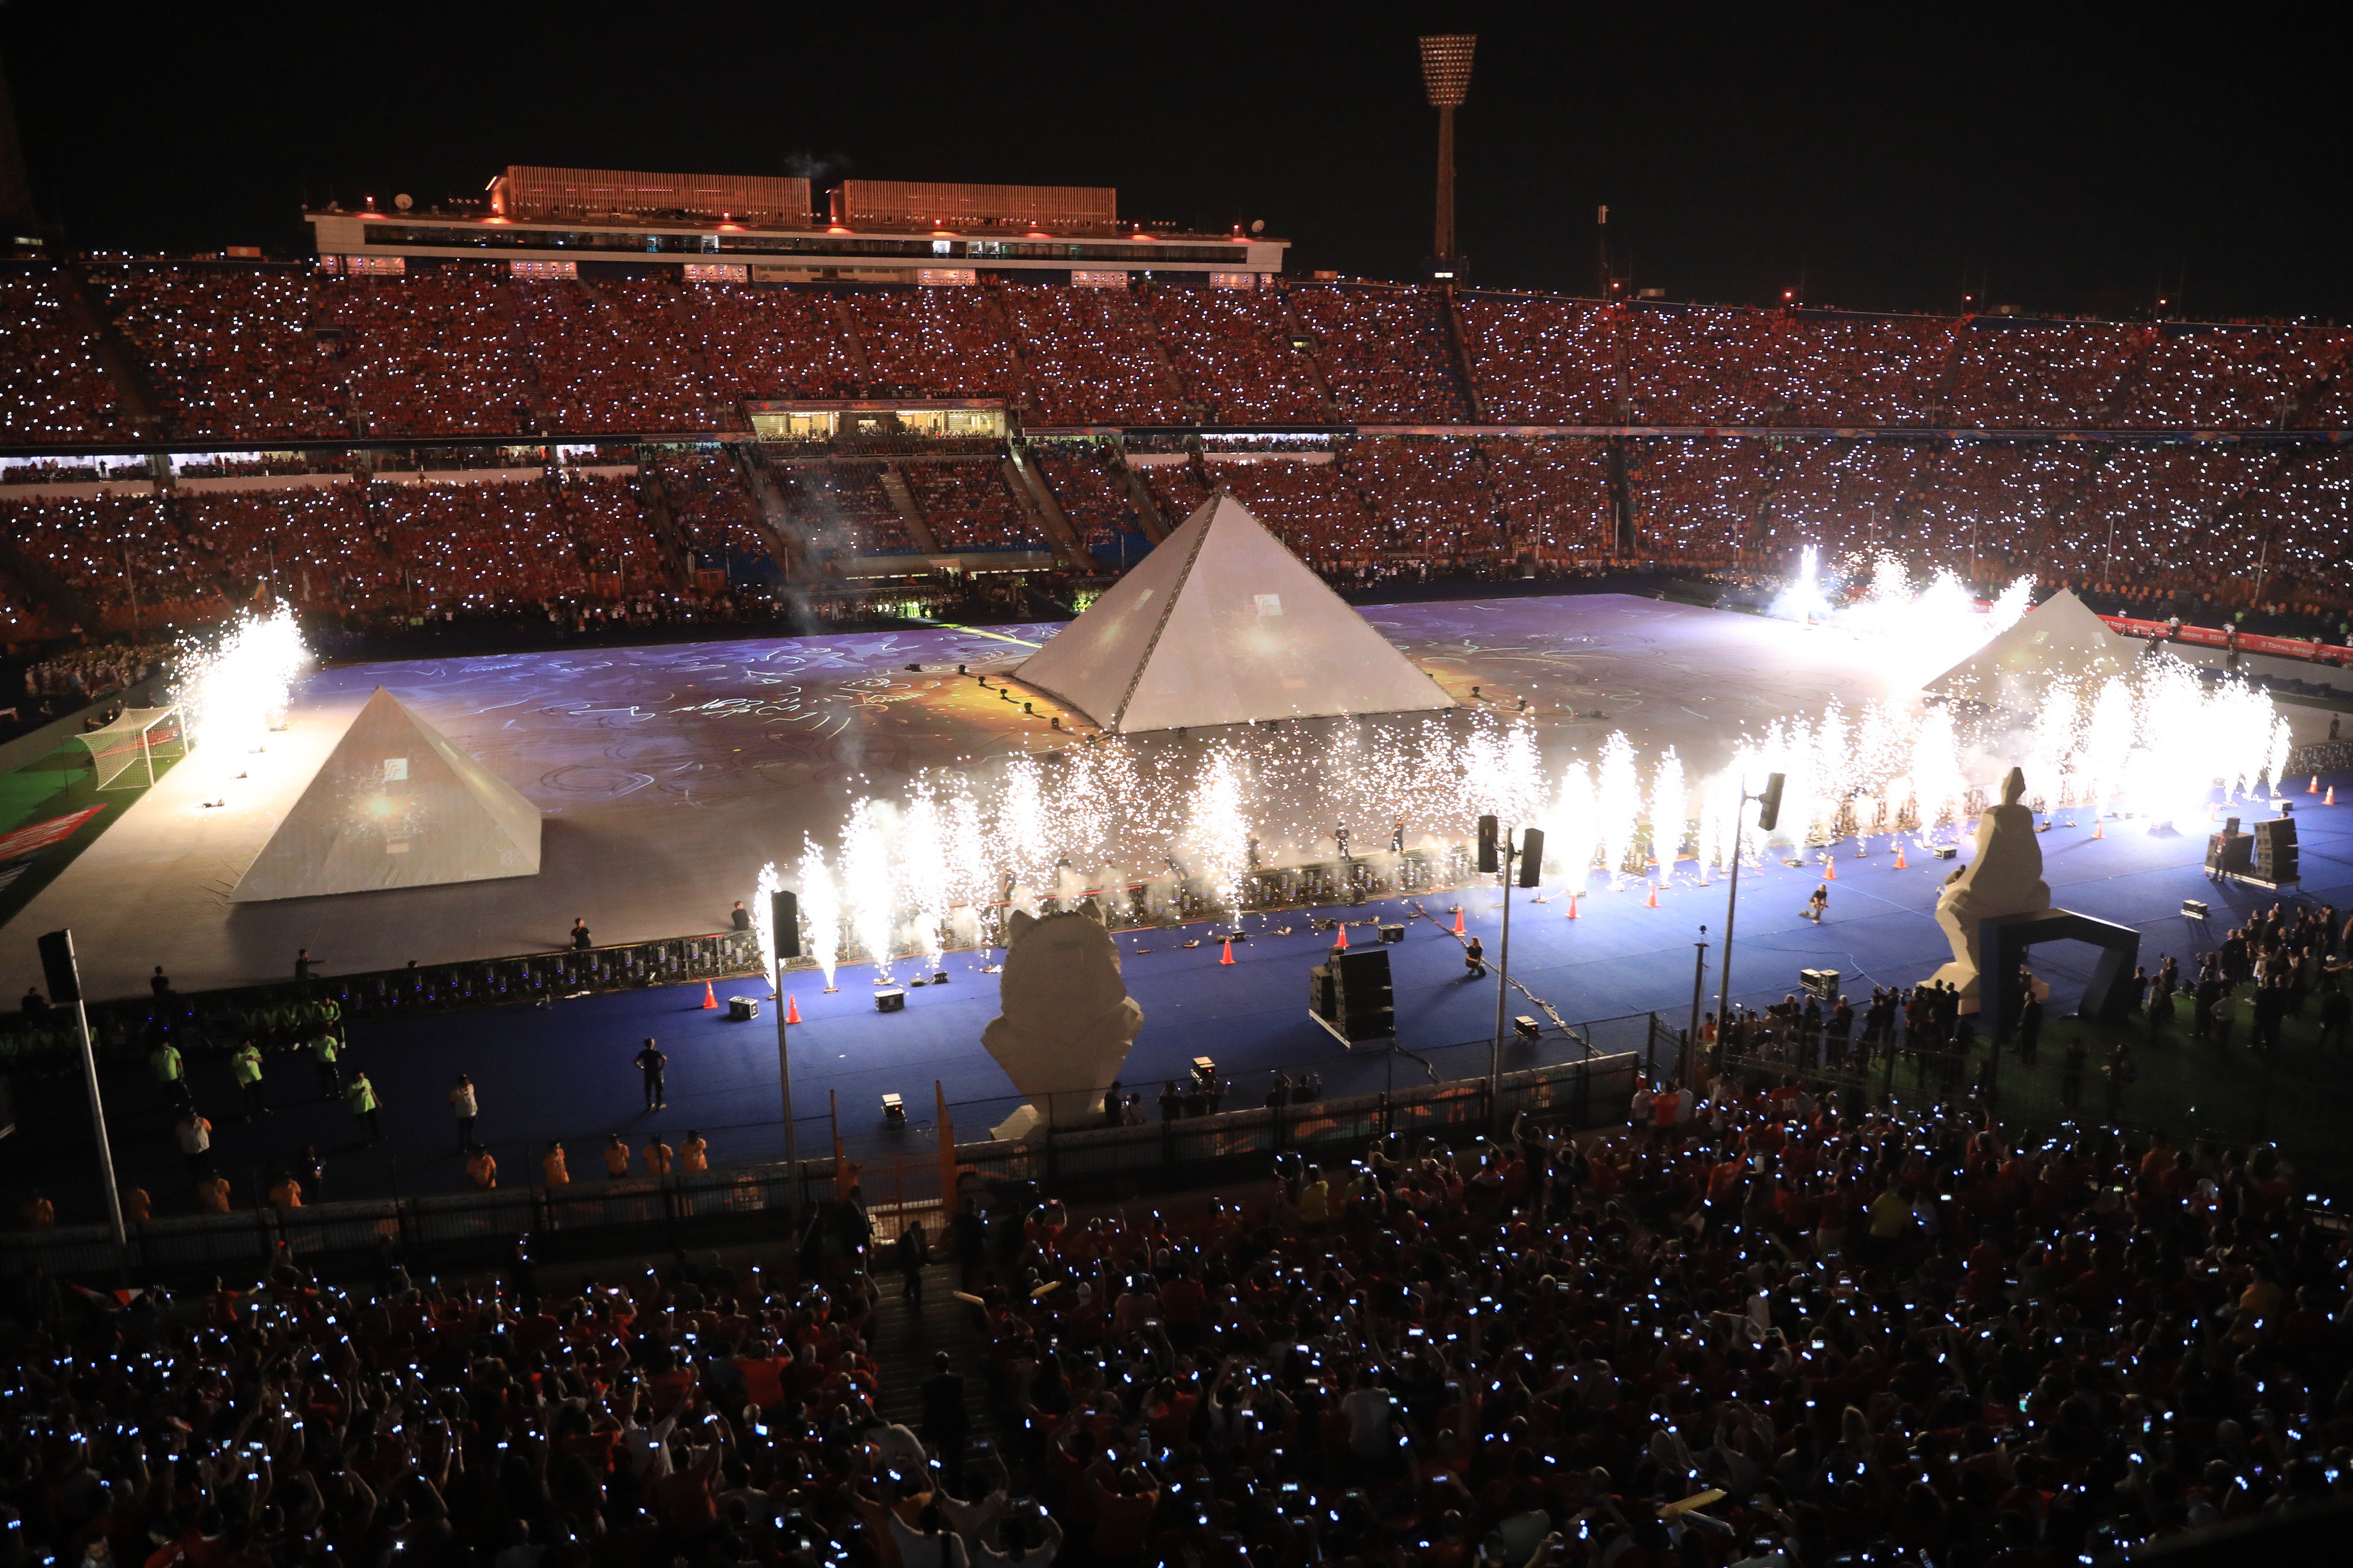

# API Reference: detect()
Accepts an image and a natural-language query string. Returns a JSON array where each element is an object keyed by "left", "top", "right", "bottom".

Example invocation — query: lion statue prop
[{"left": 981, "top": 899, "right": 1145, "bottom": 1140}]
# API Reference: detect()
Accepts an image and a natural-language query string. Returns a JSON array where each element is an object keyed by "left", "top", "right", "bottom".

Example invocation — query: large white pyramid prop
[
  {"left": 1924, "top": 588, "right": 2140, "bottom": 706},
  {"left": 230, "top": 688, "right": 542, "bottom": 902},
  {"left": 1015, "top": 491, "right": 1455, "bottom": 732}
]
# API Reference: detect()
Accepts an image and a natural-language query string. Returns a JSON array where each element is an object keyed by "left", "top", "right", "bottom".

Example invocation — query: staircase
[
  {"left": 0, "top": 532, "right": 99, "bottom": 635},
  {"left": 1272, "top": 280, "right": 1346, "bottom": 423},
  {"left": 865, "top": 1262, "right": 993, "bottom": 1446},
  {"left": 2212, "top": 447, "right": 2303, "bottom": 604},
  {"left": 1007, "top": 439, "right": 1087, "bottom": 566},
  {"left": 487, "top": 280, "right": 561, "bottom": 435},
  {"left": 1440, "top": 287, "right": 1490, "bottom": 424},
  {"left": 2280, "top": 339, "right": 2353, "bottom": 430},
  {"left": 634, "top": 460, "right": 698, "bottom": 586},
  {"left": 827, "top": 293, "right": 878, "bottom": 393},
  {"left": 727, "top": 445, "right": 802, "bottom": 581},
  {"left": 59, "top": 265, "right": 167, "bottom": 439},
  {"left": 877, "top": 464, "right": 943, "bottom": 554},
  {"left": 1108, "top": 439, "right": 1170, "bottom": 543}
]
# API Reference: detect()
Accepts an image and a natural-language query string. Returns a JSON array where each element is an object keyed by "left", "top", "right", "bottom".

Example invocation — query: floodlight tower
[{"left": 1418, "top": 33, "right": 1476, "bottom": 279}]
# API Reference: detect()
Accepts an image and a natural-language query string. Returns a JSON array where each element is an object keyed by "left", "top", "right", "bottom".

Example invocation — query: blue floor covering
[{"left": 11, "top": 781, "right": 2352, "bottom": 1223}]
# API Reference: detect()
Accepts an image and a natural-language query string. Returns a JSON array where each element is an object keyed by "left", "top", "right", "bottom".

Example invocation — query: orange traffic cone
[
  {"left": 1453, "top": 907, "right": 1466, "bottom": 935},
  {"left": 1824, "top": 855, "right": 1838, "bottom": 881},
  {"left": 1645, "top": 882, "right": 1660, "bottom": 909},
  {"left": 2329, "top": 786, "right": 2337, "bottom": 806},
  {"left": 1334, "top": 922, "right": 1349, "bottom": 950},
  {"left": 2311, "top": 775, "right": 2321, "bottom": 794},
  {"left": 1895, "top": 844, "right": 1908, "bottom": 869},
  {"left": 786, "top": 994, "right": 803, "bottom": 1024},
  {"left": 1220, "top": 938, "right": 1235, "bottom": 965},
  {"left": 1565, "top": 892, "right": 1579, "bottom": 919},
  {"left": 701, "top": 980, "right": 717, "bottom": 1010},
  {"left": 2093, "top": 817, "right": 2104, "bottom": 839}
]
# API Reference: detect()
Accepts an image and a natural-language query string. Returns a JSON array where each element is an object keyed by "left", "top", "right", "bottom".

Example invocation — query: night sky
[{"left": 5, "top": 3, "right": 2348, "bottom": 320}]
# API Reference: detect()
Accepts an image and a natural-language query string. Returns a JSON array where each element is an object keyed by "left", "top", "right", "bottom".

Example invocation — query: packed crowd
[
  {"left": 948, "top": 1071, "right": 2350, "bottom": 1568},
  {"left": 0, "top": 275, "right": 138, "bottom": 442},
  {"left": 1033, "top": 445, "right": 1150, "bottom": 561},
  {"left": 1290, "top": 284, "right": 1472, "bottom": 423},
  {"left": 655, "top": 453, "right": 780, "bottom": 576},
  {"left": 22, "top": 642, "right": 171, "bottom": 703},
  {"left": 780, "top": 466, "right": 919, "bottom": 558},
  {"left": 179, "top": 486, "right": 403, "bottom": 615},
  {"left": 0, "top": 430, "right": 2343, "bottom": 632},
  {"left": 904, "top": 461, "right": 1044, "bottom": 553},
  {"left": 3, "top": 262, "right": 2350, "bottom": 629},
  {"left": 1139, "top": 284, "right": 1336, "bottom": 423},
  {"left": 1459, "top": 292, "right": 2350, "bottom": 430},
  {"left": 17, "top": 1044, "right": 2352, "bottom": 1568},
  {"left": 0, "top": 493, "right": 231, "bottom": 629},
  {"left": 999, "top": 287, "right": 1188, "bottom": 427},
  {"left": 14, "top": 264, "right": 2353, "bottom": 445}
]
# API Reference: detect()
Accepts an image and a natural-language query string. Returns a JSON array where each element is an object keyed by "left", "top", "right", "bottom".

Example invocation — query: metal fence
[
  {"left": 1, "top": 1046, "right": 1642, "bottom": 1283},
  {"left": 0, "top": 932, "right": 767, "bottom": 1075}
]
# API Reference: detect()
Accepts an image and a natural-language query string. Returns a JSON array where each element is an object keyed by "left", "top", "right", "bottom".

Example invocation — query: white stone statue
[
  {"left": 1927, "top": 766, "right": 2053, "bottom": 1011},
  {"left": 981, "top": 898, "right": 1144, "bottom": 1140}
]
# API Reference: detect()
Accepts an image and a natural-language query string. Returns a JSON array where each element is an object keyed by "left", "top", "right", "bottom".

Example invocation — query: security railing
[{"left": 0, "top": 1046, "right": 1641, "bottom": 1282}]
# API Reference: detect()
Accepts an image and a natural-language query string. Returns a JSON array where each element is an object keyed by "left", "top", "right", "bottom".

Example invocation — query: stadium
[{"left": 4, "top": 21, "right": 2353, "bottom": 1568}]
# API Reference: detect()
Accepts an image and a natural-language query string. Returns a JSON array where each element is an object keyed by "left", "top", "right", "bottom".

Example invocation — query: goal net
[{"left": 75, "top": 706, "right": 187, "bottom": 791}]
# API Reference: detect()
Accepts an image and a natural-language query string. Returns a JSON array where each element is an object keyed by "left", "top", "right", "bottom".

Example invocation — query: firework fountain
[
  {"left": 759, "top": 647, "right": 2293, "bottom": 975},
  {"left": 170, "top": 603, "right": 312, "bottom": 795},
  {"left": 1773, "top": 550, "right": 2038, "bottom": 683}
]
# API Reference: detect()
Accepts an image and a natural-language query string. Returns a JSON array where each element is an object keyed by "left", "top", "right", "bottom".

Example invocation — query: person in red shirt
[{"left": 1081, "top": 1459, "right": 1158, "bottom": 1565}]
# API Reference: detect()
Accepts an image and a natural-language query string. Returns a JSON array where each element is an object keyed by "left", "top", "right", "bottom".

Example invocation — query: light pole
[
  {"left": 38, "top": 929, "right": 125, "bottom": 1247},
  {"left": 769, "top": 890, "right": 801, "bottom": 1216},
  {"left": 1418, "top": 34, "right": 1476, "bottom": 275},
  {"left": 1685, "top": 925, "right": 1709, "bottom": 1086},
  {"left": 1712, "top": 773, "right": 1784, "bottom": 1082},
  {"left": 1480, "top": 814, "right": 1544, "bottom": 1130}
]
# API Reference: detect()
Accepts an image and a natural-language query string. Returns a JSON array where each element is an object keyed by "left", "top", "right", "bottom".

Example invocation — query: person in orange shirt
[
  {"left": 468, "top": 1148, "right": 499, "bottom": 1190},
  {"left": 603, "top": 1134, "right": 631, "bottom": 1177},
  {"left": 198, "top": 1172, "right": 233, "bottom": 1214},
  {"left": 267, "top": 1172, "right": 303, "bottom": 1209},
  {"left": 681, "top": 1131, "right": 709, "bottom": 1174},
  {"left": 543, "top": 1142, "right": 569, "bottom": 1185},
  {"left": 644, "top": 1137, "right": 674, "bottom": 1177}
]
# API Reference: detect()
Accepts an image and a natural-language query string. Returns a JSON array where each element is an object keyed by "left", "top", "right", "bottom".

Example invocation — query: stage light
[{"left": 1418, "top": 34, "right": 1476, "bottom": 107}]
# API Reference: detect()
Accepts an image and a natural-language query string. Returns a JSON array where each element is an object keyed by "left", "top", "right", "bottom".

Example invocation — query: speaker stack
[
  {"left": 2253, "top": 817, "right": 2299, "bottom": 885},
  {"left": 1310, "top": 945, "right": 1395, "bottom": 1044}
]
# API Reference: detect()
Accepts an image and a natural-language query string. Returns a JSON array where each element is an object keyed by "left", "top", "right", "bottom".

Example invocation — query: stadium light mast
[{"left": 1419, "top": 33, "right": 1476, "bottom": 280}]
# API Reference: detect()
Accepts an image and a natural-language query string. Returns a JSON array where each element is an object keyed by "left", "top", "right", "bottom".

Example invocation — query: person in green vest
[
  {"left": 232, "top": 1040, "right": 268, "bottom": 1119},
  {"left": 309, "top": 1030, "right": 342, "bottom": 1097},
  {"left": 150, "top": 1038, "right": 191, "bottom": 1110},
  {"left": 346, "top": 1070, "right": 383, "bottom": 1142}
]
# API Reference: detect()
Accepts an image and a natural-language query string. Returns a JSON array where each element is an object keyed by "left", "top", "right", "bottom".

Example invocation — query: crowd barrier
[
  {"left": 0, "top": 1049, "right": 1641, "bottom": 1283},
  {"left": 0, "top": 931, "right": 768, "bottom": 1074}
]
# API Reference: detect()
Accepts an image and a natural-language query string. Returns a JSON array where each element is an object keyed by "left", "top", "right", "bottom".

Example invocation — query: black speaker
[
  {"left": 1326, "top": 947, "right": 1395, "bottom": 1040},
  {"left": 36, "top": 929, "right": 79, "bottom": 1005},
  {"left": 1518, "top": 828, "right": 1545, "bottom": 887},
  {"left": 2206, "top": 827, "right": 2254, "bottom": 876},
  {"left": 1476, "top": 814, "right": 1499, "bottom": 874},
  {"left": 771, "top": 890, "right": 801, "bottom": 958},
  {"left": 2254, "top": 817, "right": 2298, "bottom": 880},
  {"left": 1756, "top": 773, "right": 1787, "bottom": 833}
]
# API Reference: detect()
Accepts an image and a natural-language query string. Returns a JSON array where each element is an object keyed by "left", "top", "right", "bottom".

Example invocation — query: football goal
[{"left": 75, "top": 706, "right": 187, "bottom": 791}]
